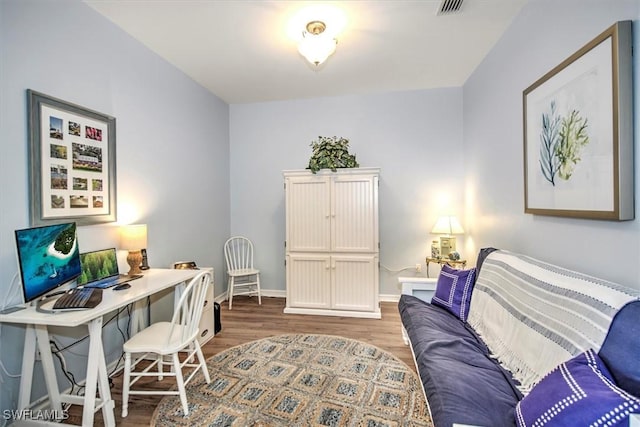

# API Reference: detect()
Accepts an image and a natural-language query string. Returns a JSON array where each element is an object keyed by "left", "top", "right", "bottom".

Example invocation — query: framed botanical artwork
[
  {"left": 27, "top": 90, "right": 117, "bottom": 226},
  {"left": 523, "top": 21, "right": 633, "bottom": 220}
]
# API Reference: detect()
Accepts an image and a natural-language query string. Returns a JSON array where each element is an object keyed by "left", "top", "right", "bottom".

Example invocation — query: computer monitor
[{"left": 15, "top": 222, "right": 82, "bottom": 303}]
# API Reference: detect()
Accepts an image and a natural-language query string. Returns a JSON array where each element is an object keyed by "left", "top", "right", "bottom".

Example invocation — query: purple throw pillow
[
  {"left": 515, "top": 349, "right": 640, "bottom": 427},
  {"left": 430, "top": 264, "right": 476, "bottom": 321}
]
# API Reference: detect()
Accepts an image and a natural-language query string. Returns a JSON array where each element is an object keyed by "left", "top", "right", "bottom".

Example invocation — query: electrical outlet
[{"left": 415, "top": 264, "right": 422, "bottom": 273}]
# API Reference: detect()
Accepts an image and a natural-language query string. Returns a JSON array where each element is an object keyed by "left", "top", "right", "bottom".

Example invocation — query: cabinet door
[
  {"left": 331, "top": 255, "right": 378, "bottom": 312},
  {"left": 286, "top": 254, "right": 331, "bottom": 309},
  {"left": 285, "top": 176, "right": 331, "bottom": 252},
  {"left": 198, "top": 308, "right": 215, "bottom": 345},
  {"left": 197, "top": 272, "right": 215, "bottom": 345},
  {"left": 331, "top": 174, "right": 378, "bottom": 252}
]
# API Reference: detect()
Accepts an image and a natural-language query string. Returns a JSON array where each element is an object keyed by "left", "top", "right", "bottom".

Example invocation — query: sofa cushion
[
  {"left": 599, "top": 300, "right": 640, "bottom": 397},
  {"left": 431, "top": 264, "right": 476, "bottom": 321},
  {"left": 399, "top": 294, "right": 521, "bottom": 427},
  {"left": 515, "top": 349, "right": 640, "bottom": 426}
]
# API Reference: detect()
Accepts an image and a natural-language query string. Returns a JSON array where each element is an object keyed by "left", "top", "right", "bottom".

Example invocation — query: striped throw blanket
[{"left": 467, "top": 250, "right": 638, "bottom": 394}]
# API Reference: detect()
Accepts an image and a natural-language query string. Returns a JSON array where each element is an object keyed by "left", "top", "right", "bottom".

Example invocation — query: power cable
[
  {"left": 380, "top": 264, "right": 416, "bottom": 273},
  {"left": 0, "top": 273, "right": 23, "bottom": 386},
  {"left": 50, "top": 341, "right": 84, "bottom": 398}
]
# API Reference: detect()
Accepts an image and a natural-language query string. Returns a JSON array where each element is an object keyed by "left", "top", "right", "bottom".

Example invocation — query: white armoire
[{"left": 283, "top": 168, "right": 380, "bottom": 319}]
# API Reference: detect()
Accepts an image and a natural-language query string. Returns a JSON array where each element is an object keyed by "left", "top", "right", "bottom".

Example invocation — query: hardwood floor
[{"left": 66, "top": 296, "right": 414, "bottom": 426}]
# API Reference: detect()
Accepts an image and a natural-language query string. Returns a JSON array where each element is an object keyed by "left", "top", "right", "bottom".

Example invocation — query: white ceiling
[{"left": 84, "top": 0, "right": 529, "bottom": 104}]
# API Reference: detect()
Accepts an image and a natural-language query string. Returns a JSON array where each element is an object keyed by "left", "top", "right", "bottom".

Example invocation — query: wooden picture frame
[
  {"left": 523, "top": 21, "right": 633, "bottom": 220},
  {"left": 27, "top": 90, "right": 117, "bottom": 226}
]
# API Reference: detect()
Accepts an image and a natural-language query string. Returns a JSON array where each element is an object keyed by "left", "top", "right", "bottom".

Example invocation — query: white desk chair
[
  {"left": 121, "top": 271, "right": 212, "bottom": 417},
  {"left": 224, "top": 236, "right": 261, "bottom": 310}
]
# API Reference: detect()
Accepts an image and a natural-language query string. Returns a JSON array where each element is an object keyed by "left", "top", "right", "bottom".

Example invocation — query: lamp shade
[
  {"left": 298, "top": 34, "right": 337, "bottom": 66},
  {"left": 120, "top": 224, "right": 147, "bottom": 251},
  {"left": 431, "top": 216, "right": 464, "bottom": 235}
]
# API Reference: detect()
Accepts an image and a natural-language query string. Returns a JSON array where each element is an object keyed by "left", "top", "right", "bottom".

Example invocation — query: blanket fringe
[
  {"left": 469, "top": 311, "right": 568, "bottom": 394},
  {"left": 467, "top": 251, "right": 637, "bottom": 397}
]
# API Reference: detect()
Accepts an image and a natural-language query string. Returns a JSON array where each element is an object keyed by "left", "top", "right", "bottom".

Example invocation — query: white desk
[{"left": 0, "top": 268, "right": 200, "bottom": 427}]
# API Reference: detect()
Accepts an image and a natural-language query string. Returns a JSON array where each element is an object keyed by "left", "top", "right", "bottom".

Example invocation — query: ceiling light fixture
[{"left": 297, "top": 20, "right": 337, "bottom": 67}]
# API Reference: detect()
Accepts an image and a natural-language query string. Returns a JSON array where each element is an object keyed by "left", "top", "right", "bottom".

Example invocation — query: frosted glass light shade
[
  {"left": 298, "top": 34, "right": 337, "bottom": 66},
  {"left": 431, "top": 216, "right": 464, "bottom": 236},
  {"left": 120, "top": 224, "right": 148, "bottom": 250}
]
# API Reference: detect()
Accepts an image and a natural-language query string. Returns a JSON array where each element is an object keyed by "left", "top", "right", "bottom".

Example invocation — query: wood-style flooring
[{"left": 66, "top": 296, "right": 414, "bottom": 426}]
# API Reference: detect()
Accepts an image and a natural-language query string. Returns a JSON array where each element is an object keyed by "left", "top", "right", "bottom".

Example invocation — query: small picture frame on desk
[{"left": 140, "top": 249, "right": 150, "bottom": 270}]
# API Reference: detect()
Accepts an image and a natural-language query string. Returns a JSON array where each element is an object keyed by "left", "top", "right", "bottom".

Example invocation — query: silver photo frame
[{"left": 27, "top": 90, "right": 117, "bottom": 226}]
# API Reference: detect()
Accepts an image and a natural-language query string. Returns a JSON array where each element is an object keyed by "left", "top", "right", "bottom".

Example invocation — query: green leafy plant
[
  {"left": 556, "top": 109, "right": 589, "bottom": 180},
  {"left": 539, "top": 101, "right": 561, "bottom": 186},
  {"left": 538, "top": 101, "right": 590, "bottom": 185},
  {"left": 307, "top": 136, "right": 359, "bottom": 173}
]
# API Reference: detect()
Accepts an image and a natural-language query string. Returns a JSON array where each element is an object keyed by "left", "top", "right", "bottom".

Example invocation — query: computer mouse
[{"left": 114, "top": 283, "right": 131, "bottom": 291}]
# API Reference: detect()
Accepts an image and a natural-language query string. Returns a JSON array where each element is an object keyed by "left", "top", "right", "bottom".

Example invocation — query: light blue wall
[
  {"left": 229, "top": 88, "right": 465, "bottom": 295},
  {"left": 0, "top": 0, "right": 229, "bottom": 414},
  {"left": 463, "top": 0, "right": 640, "bottom": 288},
  {"left": 3, "top": 0, "right": 639, "bottom": 418}
]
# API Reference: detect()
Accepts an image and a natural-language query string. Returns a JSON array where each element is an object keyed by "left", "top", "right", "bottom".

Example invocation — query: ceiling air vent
[{"left": 437, "top": 0, "right": 464, "bottom": 15}]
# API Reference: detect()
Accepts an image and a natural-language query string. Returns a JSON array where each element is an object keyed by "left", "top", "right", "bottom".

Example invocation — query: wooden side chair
[
  {"left": 121, "top": 271, "right": 212, "bottom": 417},
  {"left": 224, "top": 236, "right": 261, "bottom": 309}
]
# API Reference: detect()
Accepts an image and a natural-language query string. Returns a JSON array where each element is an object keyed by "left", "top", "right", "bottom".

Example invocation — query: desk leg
[
  {"left": 130, "top": 300, "right": 147, "bottom": 336},
  {"left": 173, "top": 282, "right": 186, "bottom": 307},
  {"left": 97, "top": 350, "right": 115, "bottom": 427},
  {"left": 83, "top": 317, "right": 115, "bottom": 427},
  {"left": 34, "top": 325, "right": 63, "bottom": 413},
  {"left": 18, "top": 325, "right": 36, "bottom": 410}
]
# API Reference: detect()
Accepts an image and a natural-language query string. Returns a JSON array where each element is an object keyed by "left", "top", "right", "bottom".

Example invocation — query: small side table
[{"left": 425, "top": 257, "right": 467, "bottom": 278}]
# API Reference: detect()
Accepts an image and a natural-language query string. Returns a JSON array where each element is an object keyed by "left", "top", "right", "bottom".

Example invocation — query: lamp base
[
  {"left": 439, "top": 236, "right": 456, "bottom": 257},
  {"left": 126, "top": 250, "right": 143, "bottom": 276}
]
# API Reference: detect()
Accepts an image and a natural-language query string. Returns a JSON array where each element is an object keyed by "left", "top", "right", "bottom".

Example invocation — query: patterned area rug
[{"left": 151, "top": 334, "right": 432, "bottom": 426}]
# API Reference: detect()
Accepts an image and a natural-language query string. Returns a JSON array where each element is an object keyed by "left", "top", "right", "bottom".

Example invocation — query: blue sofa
[{"left": 399, "top": 249, "right": 640, "bottom": 427}]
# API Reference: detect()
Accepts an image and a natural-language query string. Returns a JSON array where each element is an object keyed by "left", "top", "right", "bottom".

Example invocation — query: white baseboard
[
  {"left": 216, "top": 289, "right": 286, "bottom": 304},
  {"left": 379, "top": 294, "right": 401, "bottom": 302},
  {"left": 283, "top": 307, "right": 382, "bottom": 319},
  {"left": 259, "top": 289, "right": 287, "bottom": 298},
  {"left": 218, "top": 291, "right": 400, "bottom": 303}
]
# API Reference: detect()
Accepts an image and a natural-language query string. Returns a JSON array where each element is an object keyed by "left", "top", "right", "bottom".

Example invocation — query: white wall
[
  {"left": 0, "top": 0, "right": 229, "bottom": 414},
  {"left": 463, "top": 0, "right": 640, "bottom": 288},
  {"left": 230, "top": 88, "right": 464, "bottom": 296}
]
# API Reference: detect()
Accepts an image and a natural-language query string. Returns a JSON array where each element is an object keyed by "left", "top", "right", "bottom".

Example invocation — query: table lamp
[
  {"left": 120, "top": 224, "right": 148, "bottom": 276},
  {"left": 431, "top": 216, "right": 464, "bottom": 257}
]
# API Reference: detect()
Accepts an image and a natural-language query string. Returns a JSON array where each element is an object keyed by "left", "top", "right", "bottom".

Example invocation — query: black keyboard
[{"left": 53, "top": 288, "right": 103, "bottom": 310}]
